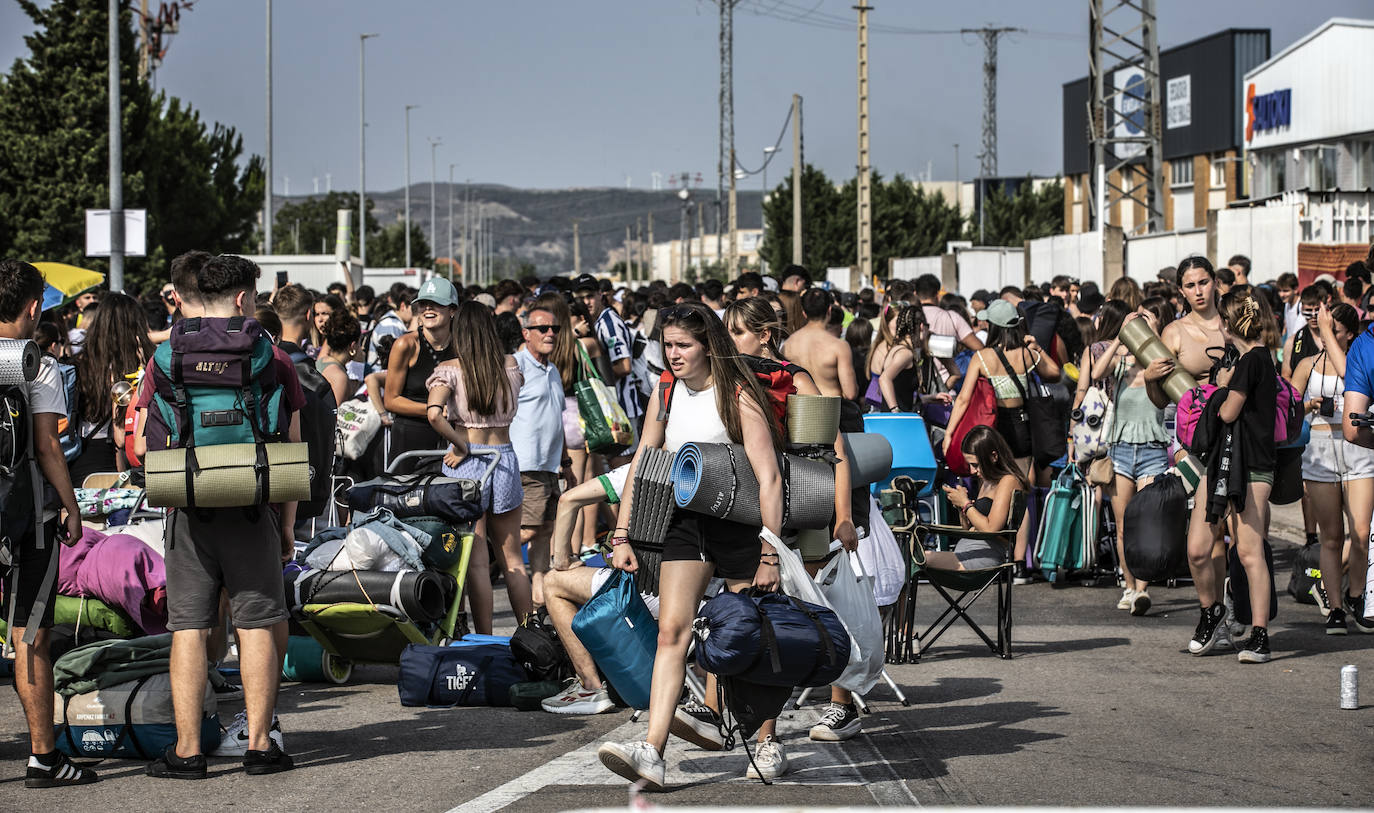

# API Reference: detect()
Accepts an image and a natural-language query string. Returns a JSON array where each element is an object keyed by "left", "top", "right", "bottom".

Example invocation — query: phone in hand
[{"left": 276, "top": 270, "right": 289, "bottom": 288}]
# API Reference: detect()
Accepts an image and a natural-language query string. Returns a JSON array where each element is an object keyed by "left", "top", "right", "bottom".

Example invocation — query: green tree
[
  {"left": 758, "top": 163, "right": 845, "bottom": 273},
  {"left": 0, "top": 0, "right": 262, "bottom": 295},
  {"left": 967, "top": 177, "right": 1064, "bottom": 246},
  {"left": 368, "top": 221, "right": 431, "bottom": 269},
  {"left": 272, "top": 191, "right": 381, "bottom": 255}
]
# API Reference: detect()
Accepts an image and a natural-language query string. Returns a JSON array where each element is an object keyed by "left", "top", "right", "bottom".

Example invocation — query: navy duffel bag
[
  {"left": 693, "top": 591, "right": 850, "bottom": 688},
  {"left": 398, "top": 640, "right": 529, "bottom": 707}
]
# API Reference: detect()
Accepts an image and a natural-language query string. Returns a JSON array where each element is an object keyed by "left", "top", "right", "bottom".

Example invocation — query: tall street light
[
  {"left": 428, "top": 137, "right": 442, "bottom": 277},
  {"left": 358, "top": 32, "right": 378, "bottom": 269},
  {"left": 448, "top": 163, "right": 456, "bottom": 280},
  {"left": 264, "top": 0, "right": 273, "bottom": 255},
  {"left": 404, "top": 103, "right": 419, "bottom": 268}
]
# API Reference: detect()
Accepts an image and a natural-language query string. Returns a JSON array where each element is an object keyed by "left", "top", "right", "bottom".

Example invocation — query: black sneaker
[
  {"left": 1345, "top": 595, "right": 1374, "bottom": 634},
  {"left": 244, "top": 741, "right": 294, "bottom": 775},
  {"left": 25, "top": 751, "right": 98, "bottom": 788},
  {"left": 145, "top": 745, "right": 207, "bottom": 780},
  {"left": 1237, "top": 627, "right": 1271, "bottom": 664},
  {"left": 809, "top": 702, "right": 862, "bottom": 742},
  {"left": 669, "top": 701, "right": 726, "bottom": 751},
  {"left": 1326, "top": 608, "right": 1349, "bottom": 636},
  {"left": 1188, "top": 604, "right": 1231, "bottom": 655},
  {"left": 1012, "top": 563, "right": 1032, "bottom": 585}
]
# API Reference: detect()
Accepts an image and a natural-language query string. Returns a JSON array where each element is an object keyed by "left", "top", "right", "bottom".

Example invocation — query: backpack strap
[{"left": 656, "top": 371, "right": 675, "bottom": 422}]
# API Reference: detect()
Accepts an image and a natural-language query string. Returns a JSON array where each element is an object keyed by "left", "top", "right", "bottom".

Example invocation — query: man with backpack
[
  {"left": 138, "top": 255, "right": 305, "bottom": 779},
  {"left": 271, "top": 284, "right": 340, "bottom": 529},
  {"left": 0, "top": 259, "right": 97, "bottom": 788}
]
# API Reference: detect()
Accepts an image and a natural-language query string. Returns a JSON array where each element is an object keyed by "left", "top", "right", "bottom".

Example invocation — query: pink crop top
[{"left": 426, "top": 362, "right": 524, "bottom": 428}]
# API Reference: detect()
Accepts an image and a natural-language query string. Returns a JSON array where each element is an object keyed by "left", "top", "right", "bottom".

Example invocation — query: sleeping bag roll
[
  {"left": 671, "top": 443, "right": 834, "bottom": 531},
  {"left": 287, "top": 569, "right": 456, "bottom": 624}
]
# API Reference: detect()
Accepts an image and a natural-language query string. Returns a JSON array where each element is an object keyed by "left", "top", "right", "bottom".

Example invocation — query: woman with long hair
[
  {"left": 1109, "top": 276, "right": 1144, "bottom": 310},
  {"left": 384, "top": 281, "right": 458, "bottom": 472},
  {"left": 426, "top": 301, "right": 531, "bottom": 631},
  {"left": 775, "top": 289, "right": 806, "bottom": 336},
  {"left": 316, "top": 308, "right": 362, "bottom": 406},
  {"left": 71, "top": 292, "right": 154, "bottom": 484},
  {"left": 877, "top": 306, "right": 957, "bottom": 414},
  {"left": 1290, "top": 303, "right": 1374, "bottom": 634},
  {"left": 863, "top": 302, "right": 905, "bottom": 408},
  {"left": 931, "top": 425, "right": 1030, "bottom": 570},
  {"left": 598, "top": 301, "right": 787, "bottom": 789}
]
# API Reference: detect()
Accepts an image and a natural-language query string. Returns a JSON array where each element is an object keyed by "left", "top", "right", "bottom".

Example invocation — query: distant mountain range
[{"left": 281, "top": 184, "right": 765, "bottom": 275}]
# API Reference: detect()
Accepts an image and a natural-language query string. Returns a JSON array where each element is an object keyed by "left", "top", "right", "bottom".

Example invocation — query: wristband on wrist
[{"left": 610, "top": 535, "right": 630, "bottom": 546}]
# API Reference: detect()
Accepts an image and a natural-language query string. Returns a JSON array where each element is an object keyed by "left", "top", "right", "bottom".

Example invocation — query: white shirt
[
  {"left": 511, "top": 348, "right": 565, "bottom": 474},
  {"left": 27, "top": 355, "right": 67, "bottom": 416},
  {"left": 662, "top": 382, "right": 731, "bottom": 453}
]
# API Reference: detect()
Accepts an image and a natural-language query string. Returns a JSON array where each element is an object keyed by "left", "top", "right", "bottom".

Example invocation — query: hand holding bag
[{"left": 575, "top": 343, "right": 634, "bottom": 456}]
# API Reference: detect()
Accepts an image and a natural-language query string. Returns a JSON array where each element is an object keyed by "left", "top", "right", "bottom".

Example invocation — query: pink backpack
[{"left": 1176, "top": 376, "right": 1304, "bottom": 451}]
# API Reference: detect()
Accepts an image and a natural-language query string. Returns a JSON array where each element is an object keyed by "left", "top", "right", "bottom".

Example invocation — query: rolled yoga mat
[
  {"left": 671, "top": 443, "right": 834, "bottom": 531},
  {"left": 628, "top": 447, "right": 675, "bottom": 546},
  {"left": 1118, "top": 317, "right": 1198, "bottom": 404},
  {"left": 288, "top": 569, "right": 456, "bottom": 625},
  {"left": 840, "top": 432, "right": 893, "bottom": 486},
  {"left": 786, "top": 395, "right": 841, "bottom": 446},
  {"left": 0, "top": 338, "right": 40, "bottom": 386}
]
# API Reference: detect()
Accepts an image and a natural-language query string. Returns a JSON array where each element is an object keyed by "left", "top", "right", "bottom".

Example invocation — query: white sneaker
[
  {"left": 216, "top": 710, "right": 284, "bottom": 756},
  {"left": 597, "top": 740, "right": 665, "bottom": 791},
  {"left": 1116, "top": 589, "right": 1135, "bottom": 610},
  {"left": 1130, "top": 590, "right": 1152, "bottom": 617},
  {"left": 540, "top": 679, "right": 614, "bottom": 715},
  {"left": 745, "top": 735, "right": 789, "bottom": 780}
]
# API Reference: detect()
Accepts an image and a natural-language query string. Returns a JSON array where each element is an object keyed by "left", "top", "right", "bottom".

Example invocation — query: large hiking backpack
[
  {"left": 0, "top": 384, "right": 36, "bottom": 539},
  {"left": 54, "top": 360, "right": 82, "bottom": 463},
  {"left": 284, "top": 344, "right": 339, "bottom": 519}
]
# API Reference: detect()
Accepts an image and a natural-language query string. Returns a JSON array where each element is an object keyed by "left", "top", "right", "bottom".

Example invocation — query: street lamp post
[
  {"left": 358, "top": 33, "right": 378, "bottom": 269},
  {"left": 678, "top": 188, "right": 691, "bottom": 281},
  {"left": 428, "top": 136, "right": 441, "bottom": 277},
  {"left": 404, "top": 104, "right": 419, "bottom": 268},
  {"left": 448, "top": 163, "right": 455, "bottom": 281}
]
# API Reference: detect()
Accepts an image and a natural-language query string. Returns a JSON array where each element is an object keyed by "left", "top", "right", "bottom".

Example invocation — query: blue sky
[{"left": 2, "top": 0, "right": 1367, "bottom": 194}]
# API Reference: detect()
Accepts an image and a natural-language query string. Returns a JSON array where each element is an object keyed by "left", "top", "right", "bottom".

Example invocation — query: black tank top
[{"left": 400, "top": 329, "right": 457, "bottom": 403}]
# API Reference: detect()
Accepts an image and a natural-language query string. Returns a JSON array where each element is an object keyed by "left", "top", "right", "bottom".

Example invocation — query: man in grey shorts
[{"left": 139, "top": 254, "right": 306, "bottom": 779}]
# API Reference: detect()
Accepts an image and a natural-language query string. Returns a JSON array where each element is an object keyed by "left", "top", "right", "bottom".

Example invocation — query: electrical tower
[
  {"left": 1089, "top": 0, "right": 1163, "bottom": 235},
  {"left": 962, "top": 25, "right": 1021, "bottom": 243},
  {"left": 137, "top": 1, "right": 195, "bottom": 83}
]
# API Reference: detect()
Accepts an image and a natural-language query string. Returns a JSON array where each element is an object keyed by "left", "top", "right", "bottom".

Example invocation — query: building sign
[
  {"left": 1113, "top": 66, "right": 1146, "bottom": 158},
  {"left": 1166, "top": 74, "right": 1191, "bottom": 129},
  {"left": 1246, "top": 83, "right": 1291, "bottom": 142}
]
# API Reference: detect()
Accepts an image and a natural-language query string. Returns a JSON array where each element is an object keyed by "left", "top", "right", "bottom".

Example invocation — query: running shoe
[
  {"left": 1326, "top": 608, "right": 1348, "bottom": 636},
  {"left": 745, "top": 735, "right": 789, "bottom": 780},
  {"left": 597, "top": 740, "right": 665, "bottom": 791},
  {"left": 217, "top": 710, "right": 285, "bottom": 756},
  {"left": 1188, "top": 604, "right": 1231, "bottom": 655},
  {"left": 1116, "top": 589, "right": 1135, "bottom": 610},
  {"left": 1345, "top": 594, "right": 1374, "bottom": 634},
  {"left": 1222, "top": 579, "right": 1246, "bottom": 637},
  {"left": 1237, "top": 627, "right": 1271, "bottom": 664},
  {"left": 1130, "top": 590, "right": 1152, "bottom": 617},
  {"left": 670, "top": 700, "right": 726, "bottom": 750},
  {"left": 540, "top": 678, "right": 614, "bottom": 715},
  {"left": 809, "top": 702, "right": 862, "bottom": 742},
  {"left": 25, "top": 751, "right": 97, "bottom": 788}
]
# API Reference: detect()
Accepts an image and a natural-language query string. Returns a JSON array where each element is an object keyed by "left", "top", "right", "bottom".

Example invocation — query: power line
[{"left": 734, "top": 103, "right": 792, "bottom": 176}]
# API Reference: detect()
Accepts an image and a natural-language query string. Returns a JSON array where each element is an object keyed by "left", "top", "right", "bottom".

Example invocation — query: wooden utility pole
[
  {"left": 792, "top": 93, "right": 803, "bottom": 266},
  {"left": 647, "top": 213, "right": 654, "bottom": 281},
  {"left": 856, "top": 0, "right": 872, "bottom": 284},
  {"left": 636, "top": 219, "right": 645, "bottom": 282},
  {"left": 696, "top": 203, "right": 705, "bottom": 271},
  {"left": 728, "top": 148, "right": 739, "bottom": 273},
  {"left": 572, "top": 221, "right": 581, "bottom": 276}
]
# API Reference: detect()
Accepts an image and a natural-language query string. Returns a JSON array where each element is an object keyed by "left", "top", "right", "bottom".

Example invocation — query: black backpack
[
  {"left": 509, "top": 608, "right": 573, "bottom": 682},
  {"left": 0, "top": 384, "right": 36, "bottom": 538},
  {"left": 281, "top": 343, "right": 338, "bottom": 520}
]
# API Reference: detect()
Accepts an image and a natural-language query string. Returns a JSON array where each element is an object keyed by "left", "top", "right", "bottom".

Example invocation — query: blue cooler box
[{"left": 862, "top": 413, "right": 937, "bottom": 496}]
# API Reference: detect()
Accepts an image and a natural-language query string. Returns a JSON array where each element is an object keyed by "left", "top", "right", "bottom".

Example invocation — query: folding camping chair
[{"left": 883, "top": 476, "right": 1023, "bottom": 661}]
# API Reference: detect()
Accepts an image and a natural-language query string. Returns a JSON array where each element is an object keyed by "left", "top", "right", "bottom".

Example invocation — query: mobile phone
[
  {"left": 1320, "top": 397, "right": 1335, "bottom": 418},
  {"left": 276, "top": 270, "right": 289, "bottom": 288}
]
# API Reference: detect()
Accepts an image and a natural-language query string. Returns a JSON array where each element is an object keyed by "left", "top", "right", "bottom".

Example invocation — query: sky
[{"left": 2, "top": 0, "right": 1369, "bottom": 196}]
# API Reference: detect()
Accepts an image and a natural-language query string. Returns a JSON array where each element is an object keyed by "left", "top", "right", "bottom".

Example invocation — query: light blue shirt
[{"left": 512, "top": 348, "right": 565, "bottom": 473}]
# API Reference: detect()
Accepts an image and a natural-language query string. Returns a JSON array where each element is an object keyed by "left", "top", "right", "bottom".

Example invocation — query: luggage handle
[{"left": 386, "top": 448, "right": 500, "bottom": 488}]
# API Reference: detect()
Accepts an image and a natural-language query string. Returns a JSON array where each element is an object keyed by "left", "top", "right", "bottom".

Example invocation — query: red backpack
[{"left": 656, "top": 356, "right": 796, "bottom": 429}]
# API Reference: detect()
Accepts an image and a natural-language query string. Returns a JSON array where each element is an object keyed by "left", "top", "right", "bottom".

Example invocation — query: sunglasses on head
[{"left": 524, "top": 324, "right": 561, "bottom": 334}]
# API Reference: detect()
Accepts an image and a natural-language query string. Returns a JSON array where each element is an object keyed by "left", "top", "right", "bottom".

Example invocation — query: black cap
[{"left": 572, "top": 273, "right": 599, "bottom": 293}]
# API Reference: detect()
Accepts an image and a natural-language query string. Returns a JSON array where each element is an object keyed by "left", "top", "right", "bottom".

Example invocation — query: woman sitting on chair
[{"left": 933, "top": 425, "right": 1029, "bottom": 571}]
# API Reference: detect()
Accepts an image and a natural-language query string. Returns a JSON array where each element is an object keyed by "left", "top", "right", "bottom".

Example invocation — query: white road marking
[{"left": 447, "top": 708, "right": 915, "bottom": 813}]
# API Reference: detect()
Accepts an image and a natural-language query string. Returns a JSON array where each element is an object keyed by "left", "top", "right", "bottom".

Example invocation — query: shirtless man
[
  {"left": 785, "top": 289, "right": 859, "bottom": 401},
  {"left": 1143, "top": 256, "right": 1236, "bottom": 656}
]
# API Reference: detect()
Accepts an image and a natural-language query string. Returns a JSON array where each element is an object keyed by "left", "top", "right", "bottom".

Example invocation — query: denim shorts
[{"left": 1108, "top": 442, "right": 1169, "bottom": 482}]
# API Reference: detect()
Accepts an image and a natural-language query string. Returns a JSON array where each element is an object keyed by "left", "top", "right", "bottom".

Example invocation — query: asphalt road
[{"left": 3, "top": 501, "right": 1371, "bottom": 811}]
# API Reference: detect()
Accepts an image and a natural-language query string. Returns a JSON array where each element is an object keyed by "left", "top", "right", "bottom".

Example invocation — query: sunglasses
[
  {"left": 161, "top": 291, "right": 175, "bottom": 302},
  {"left": 524, "top": 324, "right": 561, "bottom": 334}
]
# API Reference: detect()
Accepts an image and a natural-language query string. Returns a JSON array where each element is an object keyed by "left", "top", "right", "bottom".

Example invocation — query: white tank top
[
  {"left": 1305, "top": 369, "right": 1344, "bottom": 427},
  {"left": 662, "top": 381, "right": 732, "bottom": 453}
]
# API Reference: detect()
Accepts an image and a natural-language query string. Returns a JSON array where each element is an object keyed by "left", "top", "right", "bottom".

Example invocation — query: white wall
[
  {"left": 955, "top": 248, "right": 1024, "bottom": 294},
  {"left": 1245, "top": 20, "right": 1374, "bottom": 152},
  {"left": 1125, "top": 230, "right": 1207, "bottom": 279},
  {"left": 1027, "top": 232, "right": 1104, "bottom": 287},
  {"left": 1216, "top": 204, "right": 1300, "bottom": 278},
  {"left": 890, "top": 256, "right": 943, "bottom": 281},
  {"left": 244, "top": 254, "right": 362, "bottom": 292}
]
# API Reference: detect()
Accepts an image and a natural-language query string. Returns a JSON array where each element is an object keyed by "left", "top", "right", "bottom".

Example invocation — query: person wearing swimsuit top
[
  {"left": 932, "top": 425, "right": 1029, "bottom": 571},
  {"left": 383, "top": 278, "right": 458, "bottom": 473}
]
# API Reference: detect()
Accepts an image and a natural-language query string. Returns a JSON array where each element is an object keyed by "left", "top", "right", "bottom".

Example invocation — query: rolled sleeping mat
[
  {"left": 0, "top": 338, "right": 40, "bottom": 386},
  {"left": 671, "top": 443, "right": 834, "bottom": 530},
  {"left": 628, "top": 447, "right": 675, "bottom": 546},
  {"left": 288, "top": 568, "right": 456, "bottom": 625},
  {"left": 1119, "top": 317, "right": 1198, "bottom": 404},
  {"left": 786, "top": 395, "right": 841, "bottom": 446},
  {"left": 840, "top": 432, "right": 893, "bottom": 487}
]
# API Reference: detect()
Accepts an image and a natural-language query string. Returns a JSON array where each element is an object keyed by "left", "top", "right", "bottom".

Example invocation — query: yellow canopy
[{"left": 32, "top": 262, "right": 104, "bottom": 310}]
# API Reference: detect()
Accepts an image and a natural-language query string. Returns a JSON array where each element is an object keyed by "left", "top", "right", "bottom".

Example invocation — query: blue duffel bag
[
  {"left": 398, "top": 637, "right": 529, "bottom": 707},
  {"left": 571, "top": 569, "right": 657, "bottom": 709},
  {"left": 693, "top": 591, "right": 850, "bottom": 688}
]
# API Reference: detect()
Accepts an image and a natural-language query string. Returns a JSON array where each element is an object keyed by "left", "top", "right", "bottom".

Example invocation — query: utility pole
[
  {"left": 428, "top": 136, "right": 441, "bottom": 275},
  {"left": 792, "top": 93, "right": 803, "bottom": 267},
  {"left": 264, "top": 0, "right": 273, "bottom": 256},
  {"left": 962, "top": 25, "right": 1021, "bottom": 243},
  {"left": 572, "top": 221, "right": 581, "bottom": 276},
  {"left": 636, "top": 219, "right": 644, "bottom": 283},
  {"left": 855, "top": 0, "right": 872, "bottom": 284},
  {"left": 647, "top": 212, "right": 654, "bottom": 281},
  {"left": 108, "top": 0, "right": 124, "bottom": 291},
  {"left": 359, "top": 33, "right": 378, "bottom": 270},
  {"left": 625, "top": 226, "right": 633, "bottom": 284},
  {"left": 463, "top": 181, "right": 471, "bottom": 279},
  {"left": 447, "top": 163, "right": 455, "bottom": 280},
  {"left": 401, "top": 102, "right": 417, "bottom": 267},
  {"left": 138, "top": 0, "right": 149, "bottom": 80},
  {"left": 728, "top": 148, "right": 739, "bottom": 273},
  {"left": 1089, "top": 0, "right": 1163, "bottom": 236},
  {"left": 717, "top": 0, "right": 739, "bottom": 275},
  {"left": 697, "top": 203, "right": 705, "bottom": 272},
  {"left": 954, "top": 142, "right": 960, "bottom": 217}
]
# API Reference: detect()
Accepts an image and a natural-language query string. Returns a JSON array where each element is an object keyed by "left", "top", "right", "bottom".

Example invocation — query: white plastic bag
[
  {"left": 859, "top": 495, "right": 905, "bottom": 607},
  {"left": 817, "top": 545, "right": 885, "bottom": 695},
  {"left": 336, "top": 398, "right": 382, "bottom": 460},
  {"left": 342, "top": 527, "right": 405, "bottom": 571},
  {"left": 306, "top": 537, "right": 361, "bottom": 571}
]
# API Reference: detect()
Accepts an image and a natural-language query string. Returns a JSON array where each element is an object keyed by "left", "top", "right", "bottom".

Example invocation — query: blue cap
[{"left": 415, "top": 277, "right": 459, "bottom": 308}]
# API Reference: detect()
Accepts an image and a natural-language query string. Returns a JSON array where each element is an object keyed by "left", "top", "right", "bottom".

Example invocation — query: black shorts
[
  {"left": 2, "top": 519, "right": 59, "bottom": 632},
  {"left": 661, "top": 509, "right": 760, "bottom": 581}
]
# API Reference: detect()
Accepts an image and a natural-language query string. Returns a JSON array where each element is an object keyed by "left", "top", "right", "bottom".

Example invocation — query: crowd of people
[{"left": 3, "top": 246, "right": 1373, "bottom": 790}]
